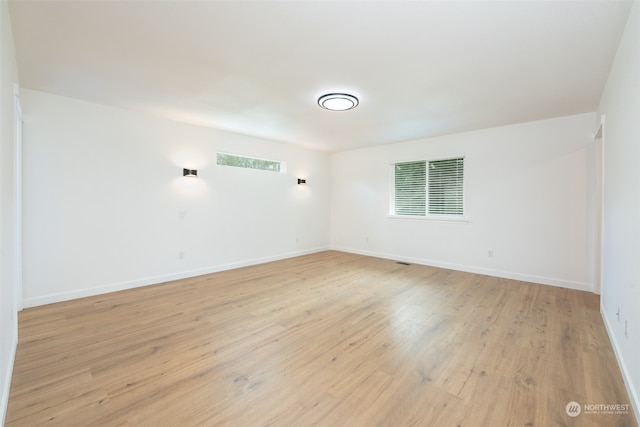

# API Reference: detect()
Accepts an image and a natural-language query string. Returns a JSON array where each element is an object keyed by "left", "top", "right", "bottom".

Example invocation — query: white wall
[
  {"left": 0, "top": 0, "right": 19, "bottom": 424},
  {"left": 598, "top": 0, "right": 640, "bottom": 421},
  {"left": 331, "top": 113, "right": 595, "bottom": 290},
  {"left": 21, "top": 89, "right": 330, "bottom": 307}
]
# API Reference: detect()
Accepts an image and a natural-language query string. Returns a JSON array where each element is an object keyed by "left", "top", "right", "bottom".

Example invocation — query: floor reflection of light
[{"left": 387, "top": 295, "right": 437, "bottom": 344}]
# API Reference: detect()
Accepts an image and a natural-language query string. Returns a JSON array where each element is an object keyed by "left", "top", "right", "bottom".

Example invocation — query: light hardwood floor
[{"left": 6, "top": 251, "right": 637, "bottom": 426}]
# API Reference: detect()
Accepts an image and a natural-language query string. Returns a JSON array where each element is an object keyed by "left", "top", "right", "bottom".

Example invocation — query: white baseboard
[
  {"left": 0, "top": 324, "right": 18, "bottom": 426},
  {"left": 601, "top": 307, "right": 640, "bottom": 425},
  {"left": 23, "top": 247, "right": 329, "bottom": 308},
  {"left": 331, "top": 246, "right": 592, "bottom": 291},
  {"left": 24, "top": 246, "right": 592, "bottom": 308}
]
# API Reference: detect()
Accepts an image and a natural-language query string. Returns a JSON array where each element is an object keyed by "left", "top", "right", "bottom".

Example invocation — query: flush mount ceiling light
[{"left": 317, "top": 93, "right": 359, "bottom": 111}]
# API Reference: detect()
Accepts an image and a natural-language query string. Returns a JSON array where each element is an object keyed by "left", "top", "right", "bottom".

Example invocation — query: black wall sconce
[
  {"left": 183, "top": 168, "right": 198, "bottom": 178},
  {"left": 297, "top": 178, "right": 306, "bottom": 185}
]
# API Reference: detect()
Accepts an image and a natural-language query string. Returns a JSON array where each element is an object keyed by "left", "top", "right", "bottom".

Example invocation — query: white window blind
[
  {"left": 428, "top": 157, "right": 464, "bottom": 216},
  {"left": 392, "top": 157, "right": 464, "bottom": 217},
  {"left": 394, "top": 161, "right": 426, "bottom": 216}
]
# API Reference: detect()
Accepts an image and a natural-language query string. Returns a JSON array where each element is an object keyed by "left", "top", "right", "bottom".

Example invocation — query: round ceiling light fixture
[{"left": 317, "top": 93, "right": 359, "bottom": 111}]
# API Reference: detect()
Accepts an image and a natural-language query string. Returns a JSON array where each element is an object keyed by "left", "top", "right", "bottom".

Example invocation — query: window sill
[{"left": 387, "top": 214, "right": 469, "bottom": 224}]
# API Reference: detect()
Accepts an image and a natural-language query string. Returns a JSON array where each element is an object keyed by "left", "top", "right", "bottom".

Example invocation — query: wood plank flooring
[{"left": 6, "top": 251, "right": 637, "bottom": 426}]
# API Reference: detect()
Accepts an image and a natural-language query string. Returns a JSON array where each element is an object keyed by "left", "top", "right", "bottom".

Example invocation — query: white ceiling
[{"left": 8, "top": 0, "right": 633, "bottom": 152}]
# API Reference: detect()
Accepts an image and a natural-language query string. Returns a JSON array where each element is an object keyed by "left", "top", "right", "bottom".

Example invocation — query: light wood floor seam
[{"left": 6, "top": 251, "right": 637, "bottom": 426}]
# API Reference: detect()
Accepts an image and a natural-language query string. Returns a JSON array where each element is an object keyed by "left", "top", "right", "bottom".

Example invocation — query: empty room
[{"left": 1, "top": 0, "right": 639, "bottom": 426}]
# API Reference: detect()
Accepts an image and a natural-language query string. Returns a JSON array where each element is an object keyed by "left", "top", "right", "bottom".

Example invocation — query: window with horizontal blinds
[
  {"left": 392, "top": 157, "right": 464, "bottom": 217},
  {"left": 394, "top": 161, "right": 426, "bottom": 215},
  {"left": 428, "top": 157, "right": 464, "bottom": 215}
]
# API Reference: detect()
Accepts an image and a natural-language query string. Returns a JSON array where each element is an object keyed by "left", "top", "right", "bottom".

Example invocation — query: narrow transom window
[
  {"left": 216, "top": 152, "right": 284, "bottom": 173},
  {"left": 392, "top": 157, "right": 464, "bottom": 217}
]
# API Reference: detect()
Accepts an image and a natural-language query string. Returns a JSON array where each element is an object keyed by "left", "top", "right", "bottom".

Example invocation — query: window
[
  {"left": 391, "top": 157, "right": 464, "bottom": 218},
  {"left": 216, "top": 152, "right": 284, "bottom": 173},
  {"left": 394, "top": 161, "right": 426, "bottom": 216}
]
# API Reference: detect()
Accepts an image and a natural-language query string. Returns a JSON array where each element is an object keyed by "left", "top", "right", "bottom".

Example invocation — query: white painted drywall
[
  {"left": 598, "top": 0, "right": 640, "bottom": 421},
  {"left": 0, "top": 0, "right": 19, "bottom": 424},
  {"left": 21, "top": 89, "right": 330, "bottom": 307},
  {"left": 331, "top": 113, "right": 595, "bottom": 290}
]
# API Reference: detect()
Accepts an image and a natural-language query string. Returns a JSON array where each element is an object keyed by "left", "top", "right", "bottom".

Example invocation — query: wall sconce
[
  {"left": 297, "top": 178, "right": 306, "bottom": 185},
  {"left": 183, "top": 168, "right": 198, "bottom": 178}
]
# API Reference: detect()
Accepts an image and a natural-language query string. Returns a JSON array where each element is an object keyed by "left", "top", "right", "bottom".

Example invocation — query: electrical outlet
[
  {"left": 617, "top": 306, "right": 620, "bottom": 322},
  {"left": 179, "top": 251, "right": 185, "bottom": 260},
  {"left": 179, "top": 210, "right": 186, "bottom": 220},
  {"left": 625, "top": 320, "right": 628, "bottom": 338},
  {"left": 488, "top": 250, "right": 494, "bottom": 258}
]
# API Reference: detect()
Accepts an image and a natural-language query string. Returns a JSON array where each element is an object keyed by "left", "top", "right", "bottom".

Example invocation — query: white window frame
[{"left": 388, "top": 155, "right": 467, "bottom": 223}]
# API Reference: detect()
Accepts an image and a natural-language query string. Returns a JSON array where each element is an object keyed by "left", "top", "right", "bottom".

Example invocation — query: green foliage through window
[
  {"left": 394, "top": 161, "right": 426, "bottom": 216},
  {"left": 393, "top": 157, "right": 464, "bottom": 217},
  {"left": 217, "top": 152, "right": 283, "bottom": 173}
]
